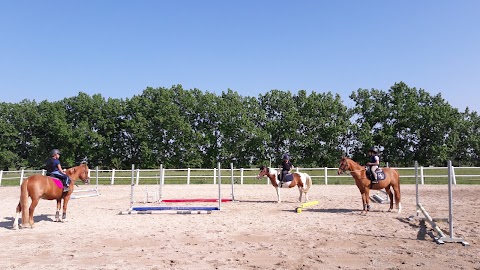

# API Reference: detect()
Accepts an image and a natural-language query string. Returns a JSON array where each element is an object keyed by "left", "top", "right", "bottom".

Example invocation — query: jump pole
[{"left": 413, "top": 160, "right": 469, "bottom": 246}]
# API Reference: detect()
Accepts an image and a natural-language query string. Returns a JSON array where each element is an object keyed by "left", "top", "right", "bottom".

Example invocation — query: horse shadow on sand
[{"left": 0, "top": 214, "right": 54, "bottom": 230}]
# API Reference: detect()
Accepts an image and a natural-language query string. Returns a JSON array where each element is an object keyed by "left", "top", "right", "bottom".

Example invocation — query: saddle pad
[{"left": 50, "top": 178, "right": 64, "bottom": 189}]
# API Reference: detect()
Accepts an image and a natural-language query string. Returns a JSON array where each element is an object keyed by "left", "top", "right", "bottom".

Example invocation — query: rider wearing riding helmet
[
  {"left": 46, "top": 149, "right": 71, "bottom": 192},
  {"left": 279, "top": 153, "right": 294, "bottom": 182},
  {"left": 366, "top": 147, "right": 380, "bottom": 184}
]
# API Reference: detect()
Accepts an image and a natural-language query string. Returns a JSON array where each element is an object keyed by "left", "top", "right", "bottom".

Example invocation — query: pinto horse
[
  {"left": 337, "top": 157, "right": 401, "bottom": 213},
  {"left": 13, "top": 162, "right": 90, "bottom": 229},
  {"left": 257, "top": 166, "right": 312, "bottom": 203}
]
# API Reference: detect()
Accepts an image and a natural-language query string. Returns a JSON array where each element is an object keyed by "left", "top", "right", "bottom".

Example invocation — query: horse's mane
[{"left": 259, "top": 165, "right": 277, "bottom": 175}]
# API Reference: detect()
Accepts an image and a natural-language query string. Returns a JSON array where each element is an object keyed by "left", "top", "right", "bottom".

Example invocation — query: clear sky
[{"left": 1, "top": 1, "right": 479, "bottom": 112}]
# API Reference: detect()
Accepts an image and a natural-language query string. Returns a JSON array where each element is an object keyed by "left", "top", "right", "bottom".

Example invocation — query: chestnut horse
[
  {"left": 13, "top": 162, "right": 90, "bottom": 229},
  {"left": 337, "top": 157, "right": 401, "bottom": 213},
  {"left": 257, "top": 166, "right": 312, "bottom": 203}
]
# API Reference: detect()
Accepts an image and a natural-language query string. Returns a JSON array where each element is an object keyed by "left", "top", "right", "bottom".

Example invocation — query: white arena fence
[{"left": 1, "top": 165, "right": 480, "bottom": 187}]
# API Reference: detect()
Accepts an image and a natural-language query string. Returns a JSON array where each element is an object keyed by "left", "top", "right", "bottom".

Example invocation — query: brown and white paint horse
[
  {"left": 257, "top": 166, "right": 313, "bottom": 203},
  {"left": 13, "top": 162, "right": 90, "bottom": 229},
  {"left": 337, "top": 156, "right": 401, "bottom": 214}
]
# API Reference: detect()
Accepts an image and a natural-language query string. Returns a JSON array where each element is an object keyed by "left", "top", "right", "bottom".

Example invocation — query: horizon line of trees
[{"left": 1, "top": 82, "right": 479, "bottom": 170}]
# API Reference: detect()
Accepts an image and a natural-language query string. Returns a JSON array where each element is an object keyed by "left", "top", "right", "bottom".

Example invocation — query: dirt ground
[{"left": 0, "top": 184, "right": 479, "bottom": 270}]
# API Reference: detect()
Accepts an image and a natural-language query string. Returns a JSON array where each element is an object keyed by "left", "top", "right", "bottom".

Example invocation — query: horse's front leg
[
  {"left": 62, "top": 197, "right": 70, "bottom": 222},
  {"left": 364, "top": 189, "right": 371, "bottom": 213},
  {"left": 361, "top": 192, "right": 370, "bottom": 214},
  {"left": 276, "top": 187, "right": 281, "bottom": 203},
  {"left": 55, "top": 199, "right": 62, "bottom": 222}
]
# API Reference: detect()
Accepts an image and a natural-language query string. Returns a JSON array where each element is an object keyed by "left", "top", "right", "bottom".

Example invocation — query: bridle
[{"left": 338, "top": 159, "right": 365, "bottom": 174}]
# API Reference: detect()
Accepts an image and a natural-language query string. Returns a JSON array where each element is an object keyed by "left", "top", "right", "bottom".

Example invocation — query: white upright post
[
  {"left": 439, "top": 161, "right": 469, "bottom": 245},
  {"left": 218, "top": 162, "right": 222, "bottom": 210},
  {"left": 415, "top": 161, "right": 419, "bottom": 216},
  {"left": 159, "top": 164, "right": 163, "bottom": 201},
  {"left": 230, "top": 163, "right": 235, "bottom": 201},
  {"left": 130, "top": 164, "right": 135, "bottom": 210}
]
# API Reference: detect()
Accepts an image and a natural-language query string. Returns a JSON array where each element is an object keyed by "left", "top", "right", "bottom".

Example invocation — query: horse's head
[
  {"left": 66, "top": 162, "right": 90, "bottom": 184},
  {"left": 337, "top": 156, "right": 350, "bottom": 175},
  {"left": 257, "top": 166, "right": 270, "bottom": 179}
]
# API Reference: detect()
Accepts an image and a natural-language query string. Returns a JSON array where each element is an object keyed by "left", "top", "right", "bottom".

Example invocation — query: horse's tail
[
  {"left": 302, "top": 173, "right": 313, "bottom": 193},
  {"left": 20, "top": 178, "right": 30, "bottom": 225}
]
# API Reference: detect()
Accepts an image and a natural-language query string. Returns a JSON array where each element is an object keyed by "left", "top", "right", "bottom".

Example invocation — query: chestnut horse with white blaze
[
  {"left": 337, "top": 157, "right": 401, "bottom": 213},
  {"left": 257, "top": 166, "right": 312, "bottom": 203},
  {"left": 13, "top": 162, "right": 90, "bottom": 229}
]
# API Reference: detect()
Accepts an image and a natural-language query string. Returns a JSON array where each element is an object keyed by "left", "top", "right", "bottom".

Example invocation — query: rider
[
  {"left": 279, "top": 153, "right": 294, "bottom": 182},
  {"left": 366, "top": 147, "right": 380, "bottom": 184},
  {"left": 46, "top": 149, "right": 71, "bottom": 192}
]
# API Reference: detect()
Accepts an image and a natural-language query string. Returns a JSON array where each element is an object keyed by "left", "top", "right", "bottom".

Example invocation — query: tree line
[{"left": 1, "top": 82, "right": 479, "bottom": 170}]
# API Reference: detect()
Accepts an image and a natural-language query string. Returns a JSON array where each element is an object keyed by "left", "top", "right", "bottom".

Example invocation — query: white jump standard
[{"left": 412, "top": 160, "right": 469, "bottom": 246}]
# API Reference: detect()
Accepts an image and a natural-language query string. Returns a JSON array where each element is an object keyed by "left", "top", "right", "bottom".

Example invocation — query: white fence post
[
  {"left": 324, "top": 167, "right": 328, "bottom": 185},
  {"left": 213, "top": 168, "right": 216, "bottom": 184},
  {"left": 240, "top": 168, "right": 244, "bottom": 185},
  {"left": 111, "top": 169, "right": 116, "bottom": 185},
  {"left": 0, "top": 170, "right": 3, "bottom": 186},
  {"left": 136, "top": 169, "right": 140, "bottom": 185},
  {"left": 187, "top": 168, "right": 191, "bottom": 185},
  {"left": 20, "top": 169, "right": 25, "bottom": 185}
]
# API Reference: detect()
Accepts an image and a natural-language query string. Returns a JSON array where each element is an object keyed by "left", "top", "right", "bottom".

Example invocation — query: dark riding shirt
[
  {"left": 281, "top": 161, "right": 293, "bottom": 172},
  {"left": 46, "top": 158, "right": 69, "bottom": 184},
  {"left": 46, "top": 158, "right": 60, "bottom": 173}
]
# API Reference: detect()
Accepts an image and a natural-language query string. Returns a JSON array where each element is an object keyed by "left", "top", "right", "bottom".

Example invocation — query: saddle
[
  {"left": 366, "top": 167, "right": 386, "bottom": 181},
  {"left": 278, "top": 173, "right": 294, "bottom": 183}
]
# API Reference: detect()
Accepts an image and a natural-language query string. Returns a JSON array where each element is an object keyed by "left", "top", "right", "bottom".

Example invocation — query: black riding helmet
[
  {"left": 282, "top": 153, "right": 290, "bottom": 160},
  {"left": 51, "top": 149, "right": 61, "bottom": 156},
  {"left": 369, "top": 147, "right": 379, "bottom": 154}
]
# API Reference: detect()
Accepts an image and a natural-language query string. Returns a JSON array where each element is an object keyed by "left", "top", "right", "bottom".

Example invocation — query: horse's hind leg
[
  {"left": 13, "top": 202, "right": 21, "bottom": 230},
  {"left": 28, "top": 198, "right": 40, "bottom": 228},
  {"left": 385, "top": 187, "right": 394, "bottom": 212}
]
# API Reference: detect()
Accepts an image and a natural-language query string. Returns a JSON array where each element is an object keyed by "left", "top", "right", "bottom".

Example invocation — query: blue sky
[{"left": 1, "top": 1, "right": 479, "bottom": 112}]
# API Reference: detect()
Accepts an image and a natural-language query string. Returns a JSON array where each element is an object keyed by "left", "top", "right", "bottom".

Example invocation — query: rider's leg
[
  {"left": 371, "top": 165, "right": 379, "bottom": 183},
  {"left": 53, "top": 172, "right": 70, "bottom": 192}
]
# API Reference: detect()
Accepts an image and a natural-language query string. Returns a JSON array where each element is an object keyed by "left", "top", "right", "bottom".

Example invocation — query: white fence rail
[{"left": 1, "top": 166, "right": 480, "bottom": 186}]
